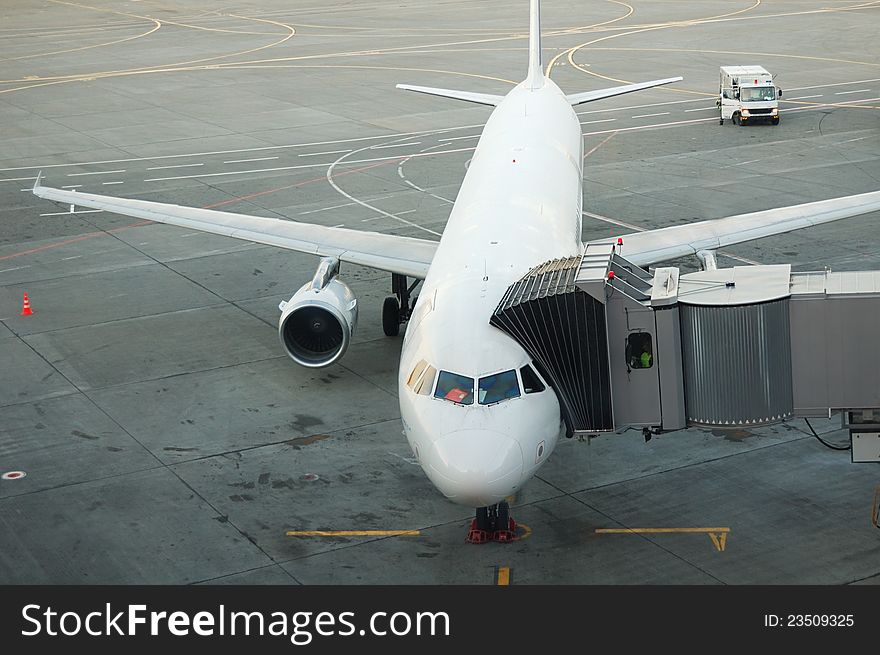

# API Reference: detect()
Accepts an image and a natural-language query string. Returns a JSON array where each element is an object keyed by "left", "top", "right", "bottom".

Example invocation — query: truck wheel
[
  {"left": 772, "top": 117, "right": 779, "bottom": 125},
  {"left": 732, "top": 112, "right": 740, "bottom": 125}
]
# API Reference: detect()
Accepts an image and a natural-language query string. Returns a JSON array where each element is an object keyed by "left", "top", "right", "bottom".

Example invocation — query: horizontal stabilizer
[
  {"left": 396, "top": 83, "right": 503, "bottom": 107},
  {"left": 566, "top": 76, "right": 683, "bottom": 106},
  {"left": 617, "top": 189, "right": 880, "bottom": 267}
]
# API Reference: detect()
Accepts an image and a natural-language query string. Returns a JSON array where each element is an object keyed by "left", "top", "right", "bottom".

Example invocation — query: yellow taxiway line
[
  {"left": 596, "top": 527, "right": 730, "bottom": 552},
  {"left": 496, "top": 567, "right": 511, "bottom": 586}
]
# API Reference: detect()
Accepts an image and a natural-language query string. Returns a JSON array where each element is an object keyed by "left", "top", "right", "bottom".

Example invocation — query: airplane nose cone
[{"left": 425, "top": 430, "right": 524, "bottom": 507}]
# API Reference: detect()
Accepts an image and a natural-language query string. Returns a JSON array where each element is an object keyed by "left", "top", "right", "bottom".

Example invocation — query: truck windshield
[{"left": 740, "top": 87, "right": 776, "bottom": 102}]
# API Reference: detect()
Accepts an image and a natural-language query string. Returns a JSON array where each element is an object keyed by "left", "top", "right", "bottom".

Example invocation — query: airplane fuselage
[{"left": 399, "top": 79, "right": 584, "bottom": 507}]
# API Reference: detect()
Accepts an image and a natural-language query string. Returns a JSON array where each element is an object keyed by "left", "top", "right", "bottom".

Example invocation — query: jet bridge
[{"left": 491, "top": 243, "right": 880, "bottom": 453}]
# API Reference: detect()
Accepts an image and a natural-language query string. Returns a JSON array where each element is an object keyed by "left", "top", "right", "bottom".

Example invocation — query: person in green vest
[{"left": 639, "top": 345, "right": 652, "bottom": 368}]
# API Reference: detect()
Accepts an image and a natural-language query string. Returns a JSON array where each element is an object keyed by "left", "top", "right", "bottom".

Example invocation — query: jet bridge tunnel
[{"left": 490, "top": 243, "right": 880, "bottom": 461}]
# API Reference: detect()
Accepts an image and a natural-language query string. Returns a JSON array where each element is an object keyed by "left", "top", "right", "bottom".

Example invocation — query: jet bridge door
[{"left": 606, "top": 292, "right": 662, "bottom": 428}]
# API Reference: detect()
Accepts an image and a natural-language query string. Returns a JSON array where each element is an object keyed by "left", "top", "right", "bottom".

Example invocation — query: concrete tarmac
[{"left": 1, "top": 0, "right": 879, "bottom": 584}]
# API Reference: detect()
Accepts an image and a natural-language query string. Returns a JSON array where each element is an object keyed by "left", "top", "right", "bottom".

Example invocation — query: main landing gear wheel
[
  {"left": 381, "top": 273, "right": 420, "bottom": 337},
  {"left": 382, "top": 296, "right": 400, "bottom": 336},
  {"left": 466, "top": 501, "right": 517, "bottom": 544}
]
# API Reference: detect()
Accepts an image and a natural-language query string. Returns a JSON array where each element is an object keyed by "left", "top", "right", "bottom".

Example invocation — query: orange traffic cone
[{"left": 21, "top": 293, "right": 33, "bottom": 316}]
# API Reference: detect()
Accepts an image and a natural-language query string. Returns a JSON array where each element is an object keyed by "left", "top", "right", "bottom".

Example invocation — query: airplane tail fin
[
  {"left": 525, "top": 0, "right": 544, "bottom": 90},
  {"left": 396, "top": 0, "right": 544, "bottom": 105}
]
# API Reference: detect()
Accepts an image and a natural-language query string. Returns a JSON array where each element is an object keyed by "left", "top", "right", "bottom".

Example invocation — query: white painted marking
[
  {"left": 143, "top": 147, "right": 475, "bottom": 182},
  {"left": 371, "top": 142, "right": 421, "bottom": 149},
  {"left": 444, "top": 134, "right": 481, "bottom": 141},
  {"left": 736, "top": 159, "right": 762, "bottom": 166},
  {"left": 835, "top": 88, "right": 871, "bottom": 95},
  {"left": 179, "top": 233, "right": 200, "bottom": 238},
  {"left": 299, "top": 201, "right": 356, "bottom": 215},
  {"left": 144, "top": 164, "right": 326, "bottom": 182},
  {"left": 40, "top": 209, "right": 104, "bottom": 216},
  {"left": 3, "top": 78, "right": 879, "bottom": 175},
  {"left": 330, "top": 224, "right": 345, "bottom": 228},
  {"left": 298, "top": 149, "right": 352, "bottom": 157},
  {"left": 223, "top": 156, "right": 279, "bottom": 164},
  {"left": 145, "top": 163, "right": 204, "bottom": 170},
  {"left": 684, "top": 106, "right": 717, "bottom": 112},
  {"left": 61, "top": 185, "right": 82, "bottom": 189},
  {"left": 787, "top": 96, "right": 880, "bottom": 109},
  {"left": 0, "top": 129, "right": 473, "bottom": 173},
  {"left": 0, "top": 266, "right": 27, "bottom": 273},
  {"left": 1, "top": 471, "right": 27, "bottom": 481},
  {"left": 326, "top": 146, "right": 442, "bottom": 238},
  {"left": 0, "top": 176, "right": 38, "bottom": 182},
  {"left": 67, "top": 169, "right": 125, "bottom": 177},
  {"left": 579, "top": 114, "right": 744, "bottom": 138},
  {"left": 785, "top": 77, "right": 880, "bottom": 93},
  {"left": 632, "top": 112, "right": 670, "bottom": 119},
  {"left": 102, "top": 181, "right": 124, "bottom": 185},
  {"left": 577, "top": 96, "right": 705, "bottom": 117},
  {"left": 361, "top": 209, "right": 416, "bottom": 222},
  {"left": 786, "top": 95, "right": 822, "bottom": 100},
  {"left": 841, "top": 135, "right": 872, "bottom": 143},
  {"left": 581, "top": 118, "right": 616, "bottom": 124},
  {"left": 62, "top": 255, "right": 82, "bottom": 260}
]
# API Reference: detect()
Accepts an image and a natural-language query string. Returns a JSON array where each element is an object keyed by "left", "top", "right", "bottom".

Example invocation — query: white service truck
[{"left": 718, "top": 65, "right": 782, "bottom": 126}]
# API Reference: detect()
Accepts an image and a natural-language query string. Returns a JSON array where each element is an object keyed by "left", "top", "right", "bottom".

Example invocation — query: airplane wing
[
  {"left": 613, "top": 189, "right": 880, "bottom": 267},
  {"left": 32, "top": 179, "right": 438, "bottom": 279}
]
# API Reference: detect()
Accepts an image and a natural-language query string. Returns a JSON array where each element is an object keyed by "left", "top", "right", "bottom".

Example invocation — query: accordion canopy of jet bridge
[{"left": 491, "top": 243, "right": 880, "bottom": 437}]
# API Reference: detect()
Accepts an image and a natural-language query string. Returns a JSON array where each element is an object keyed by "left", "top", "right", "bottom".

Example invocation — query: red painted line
[
  {"left": 0, "top": 221, "right": 151, "bottom": 262},
  {"left": 4, "top": 157, "right": 405, "bottom": 262}
]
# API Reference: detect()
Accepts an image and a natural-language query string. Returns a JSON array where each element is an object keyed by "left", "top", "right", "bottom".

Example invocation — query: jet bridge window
[
  {"left": 520, "top": 364, "right": 545, "bottom": 394},
  {"left": 627, "top": 332, "right": 654, "bottom": 369},
  {"left": 479, "top": 370, "right": 521, "bottom": 405},
  {"left": 434, "top": 371, "right": 474, "bottom": 405}
]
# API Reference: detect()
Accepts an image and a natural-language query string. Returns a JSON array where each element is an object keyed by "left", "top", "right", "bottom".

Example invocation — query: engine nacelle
[{"left": 278, "top": 259, "right": 358, "bottom": 368}]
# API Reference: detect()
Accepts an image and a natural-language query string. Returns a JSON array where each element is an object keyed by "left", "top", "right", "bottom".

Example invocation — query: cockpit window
[
  {"left": 407, "top": 359, "right": 428, "bottom": 388},
  {"left": 414, "top": 365, "right": 436, "bottom": 396},
  {"left": 520, "top": 365, "right": 545, "bottom": 394},
  {"left": 434, "top": 371, "right": 474, "bottom": 405},
  {"left": 479, "top": 370, "right": 521, "bottom": 405}
]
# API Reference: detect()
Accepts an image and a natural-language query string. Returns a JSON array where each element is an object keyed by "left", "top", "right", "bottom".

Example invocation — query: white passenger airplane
[{"left": 34, "top": 1, "right": 880, "bottom": 542}]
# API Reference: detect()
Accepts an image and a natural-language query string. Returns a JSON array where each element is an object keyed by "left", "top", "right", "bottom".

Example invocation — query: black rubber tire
[
  {"left": 732, "top": 112, "right": 740, "bottom": 126},
  {"left": 772, "top": 117, "right": 779, "bottom": 125},
  {"left": 475, "top": 507, "right": 491, "bottom": 532},
  {"left": 496, "top": 501, "right": 510, "bottom": 530},
  {"left": 382, "top": 296, "right": 400, "bottom": 337}
]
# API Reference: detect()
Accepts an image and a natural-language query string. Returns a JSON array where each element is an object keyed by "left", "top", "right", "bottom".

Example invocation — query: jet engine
[{"left": 278, "top": 258, "right": 358, "bottom": 368}]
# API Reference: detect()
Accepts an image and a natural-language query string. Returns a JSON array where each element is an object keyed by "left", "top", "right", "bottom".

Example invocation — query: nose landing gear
[{"left": 466, "top": 501, "right": 517, "bottom": 544}]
